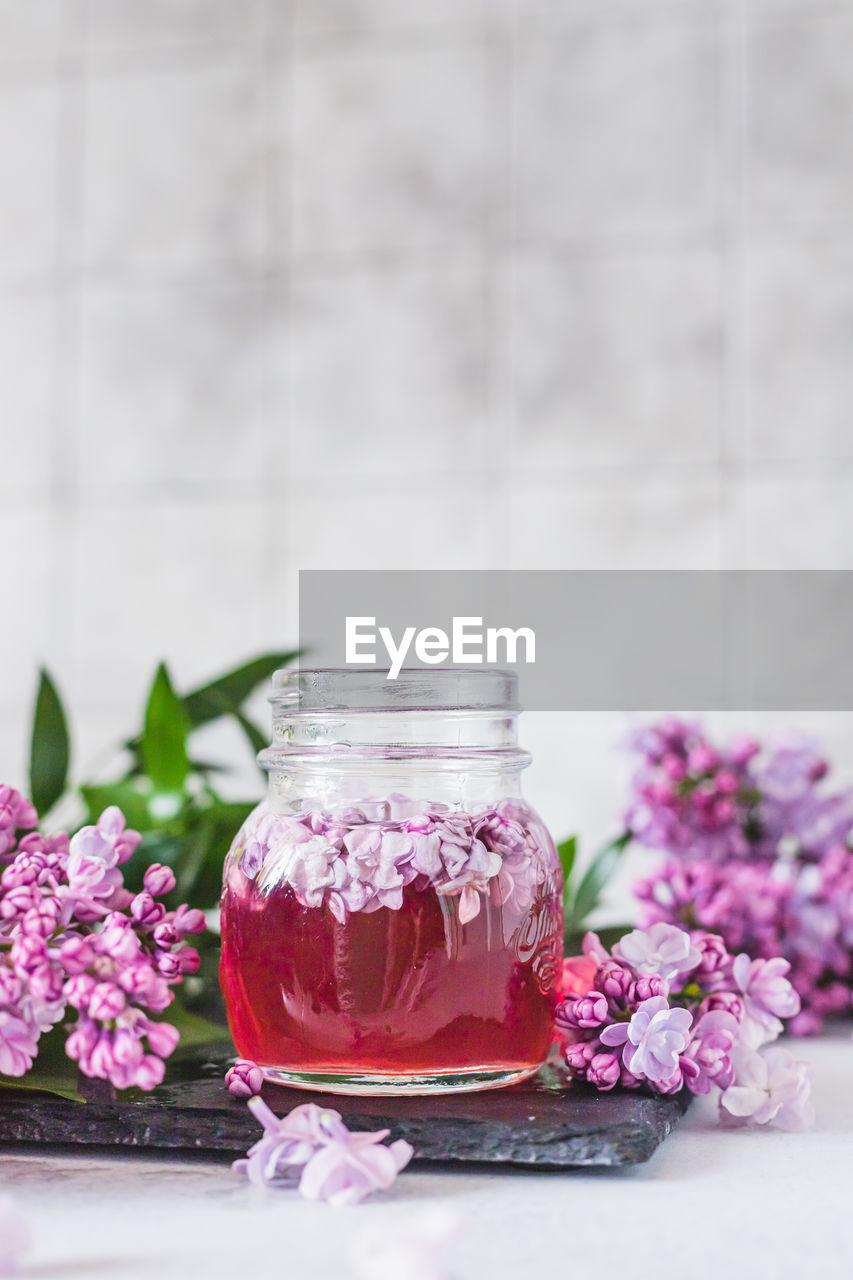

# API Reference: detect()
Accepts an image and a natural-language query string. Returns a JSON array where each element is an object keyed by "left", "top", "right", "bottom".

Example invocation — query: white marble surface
[{"left": 2, "top": 1032, "right": 850, "bottom": 1280}]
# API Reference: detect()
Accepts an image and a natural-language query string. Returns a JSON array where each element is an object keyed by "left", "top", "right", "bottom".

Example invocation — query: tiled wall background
[{"left": 3, "top": 0, "right": 853, "bottom": 915}]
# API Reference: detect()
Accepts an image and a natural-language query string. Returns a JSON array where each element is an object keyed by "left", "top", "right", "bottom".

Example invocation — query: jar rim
[{"left": 270, "top": 667, "right": 520, "bottom": 713}]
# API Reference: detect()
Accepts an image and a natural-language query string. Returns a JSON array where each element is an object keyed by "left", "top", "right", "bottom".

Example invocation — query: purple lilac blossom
[
  {"left": 556, "top": 925, "right": 812, "bottom": 1127},
  {"left": 680, "top": 1009, "right": 739, "bottom": 1094},
  {"left": 231, "top": 795, "right": 550, "bottom": 925},
  {"left": 234, "top": 1097, "right": 413, "bottom": 1204},
  {"left": 627, "top": 720, "right": 853, "bottom": 1035},
  {"left": 731, "top": 954, "right": 801, "bottom": 1046},
  {"left": 0, "top": 786, "right": 204, "bottom": 1091},
  {"left": 298, "top": 1131, "right": 413, "bottom": 1206},
  {"left": 615, "top": 922, "right": 701, "bottom": 983},
  {"left": 599, "top": 996, "right": 693, "bottom": 1084}
]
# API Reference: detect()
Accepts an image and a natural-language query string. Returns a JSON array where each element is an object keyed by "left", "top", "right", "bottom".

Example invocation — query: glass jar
[{"left": 219, "top": 668, "right": 562, "bottom": 1095}]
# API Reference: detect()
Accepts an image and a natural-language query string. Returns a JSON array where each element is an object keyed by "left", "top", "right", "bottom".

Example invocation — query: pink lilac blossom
[
  {"left": 555, "top": 925, "right": 812, "bottom": 1129},
  {"left": 232, "top": 794, "right": 550, "bottom": 925},
  {"left": 234, "top": 1097, "right": 413, "bottom": 1204},
  {"left": 626, "top": 720, "right": 853, "bottom": 1034},
  {"left": 0, "top": 786, "right": 204, "bottom": 1091},
  {"left": 0, "top": 788, "right": 37, "bottom": 857}
]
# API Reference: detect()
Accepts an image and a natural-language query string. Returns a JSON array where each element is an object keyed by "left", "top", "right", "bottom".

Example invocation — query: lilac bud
[
  {"left": 177, "top": 946, "right": 200, "bottom": 975},
  {"left": 12, "top": 934, "right": 47, "bottom": 973},
  {"left": 587, "top": 1053, "right": 621, "bottom": 1091},
  {"left": 0, "top": 968, "right": 23, "bottom": 1004},
  {"left": 66, "top": 1018, "right": 98, "bottom": 1062},
  {"left": 595, "top": 960, "right": 634, "bottom": 1003},
  {"left": 654, "top": 1067, "right": 684, "bottom": 1095},
  {"left": 112, "top": 1029, "right": 144, "bottom": 1068},
  {"left": 143, "top": 863, "right": 176, "bottom": 897},
  {"left": 155, "top": 952, "right": 181, "bottom": 980},
  {"left": 88, "top": 1034, "right": 116, "bottom": 1080},
  {"left": 99, "top": 922, "right": 140, "bottom": 963},
  {"left": 226, "top": 1059, "right": 264, "bottom": 1098},
  {"left": 29, "top": 963, "right": 64, "bottom": 1002},
  {"left": 699, "top": 991, "right": 744, "bottom": 1022},
  {"left": 1, "top": 862, "right": 38, "bottom": 889},
  {"left": 0, "top": 884, "right": 40, "bottom": 919},
  {"left": 564, "top": 1041, "right": 596, "bottom": 1073},
  {"left": 60, "top": 935, "right": 96, "bottom": 974},
  {"left": 630, "top": 975, "right": 669, "bottom": 1003},
  {"left": 64, "top": 973, "right": 97, "bottom": 1010},
  {"left": 131, "top": 892, "right": 166, "bottom": 929},
  {"left": 20, "top": 903, "right": 59, "bottom": 938},
  {"left": 88, "top": 982, "right": 126, "bottom": 1022},
  {"left": 555, "top": 992, "right": 608, "bottom": 1031},
  {"left": 133, "top": 1055, "right": 166, "bottom": 1090},
  {"left": 620, "top": 1065, "right": 642, "bottom": 1089},
  {"left": 145, "top": 1020, "right": 179, "bottom": 1059},
  {"left": 174, "top": 905, "right": 206, "bottom": 937},
  {"left": 693, "top": 931, "right": 730, "bottom": 981},
  {"left": 152, "top": 921, "right": 178, "bottom": 949}
]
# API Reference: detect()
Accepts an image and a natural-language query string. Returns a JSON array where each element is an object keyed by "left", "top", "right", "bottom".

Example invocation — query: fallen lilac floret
[
  {"left": 234, "top": 1097, "right": 413, "bottom": 1203},
  {"left": 720, "top": 1045, "right": 814, "bottom": 1131},
  {"left": 225, "top": 1058, "right": 264, "bottom": 1098}
]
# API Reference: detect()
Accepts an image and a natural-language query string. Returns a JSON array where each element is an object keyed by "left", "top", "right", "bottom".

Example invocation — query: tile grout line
[
  {"left": 718, "top": 0, "right": 752, "bottom": 569},
  {"left": 268, "top": 0, "right": 297, "bottom": 642},
  {"left": 47, "top": 0, "right": 89, "bottom": 700},
  {"left": 481, "top": 7, "right": 512, "bottom": 569}
]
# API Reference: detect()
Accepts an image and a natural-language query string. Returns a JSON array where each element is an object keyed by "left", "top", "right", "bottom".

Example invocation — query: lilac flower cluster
[
  {"left": 232, "top": 794, "right": 548, "bottom": 925},
  {"left": 626, "top": 720, "right": 853, "bottom": 1034},
  {"left": 234, "top": 1096, "right": 413, "bottom": 1205},
  {"left": 557, "top": 923, "right": 813, "bottom": 1130},
  {"left": 0, "top": 785, "right": 205, "bottom": 1090}
]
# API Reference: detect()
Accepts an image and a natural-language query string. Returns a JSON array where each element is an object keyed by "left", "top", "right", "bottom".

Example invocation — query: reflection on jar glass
[{"left": 220, "top": 668, "right": 562, "bottom": 1095}]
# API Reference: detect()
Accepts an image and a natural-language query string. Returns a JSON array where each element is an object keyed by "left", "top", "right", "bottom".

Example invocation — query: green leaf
[
  {"left": 0, "top": 1073, "right": 82, "bottom": 1102},
  {"left": 141, "top": 662, "right": 190, "bottom": 792},
  {"left": 29, "top": 668, "right": 71, "bottom": 817},
  {"left": 160, "top": 1001, "right": 231, "bottom": 1052},
  {"left": 556, "top": 836, "right": 576, "bottom": 889},
  {"left": 81, "top": 781, "right": 156, "bottom": 832},
  {"left": 565, "top": 831, "right": 632, "bottom": 935},
  {"left": 173, "top": 802, "right": 255, "bottom": 909},
  {"left": 193, "top": 686, "right": 267, "bottom": 758},
  {"left": 182, "top": 651, "right": 300, "bottom": 731}
]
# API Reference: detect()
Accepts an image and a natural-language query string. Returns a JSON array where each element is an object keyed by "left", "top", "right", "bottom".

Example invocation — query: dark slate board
[{"left": 0, "top": 1047, "right": 688, "bottom": 1170}]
